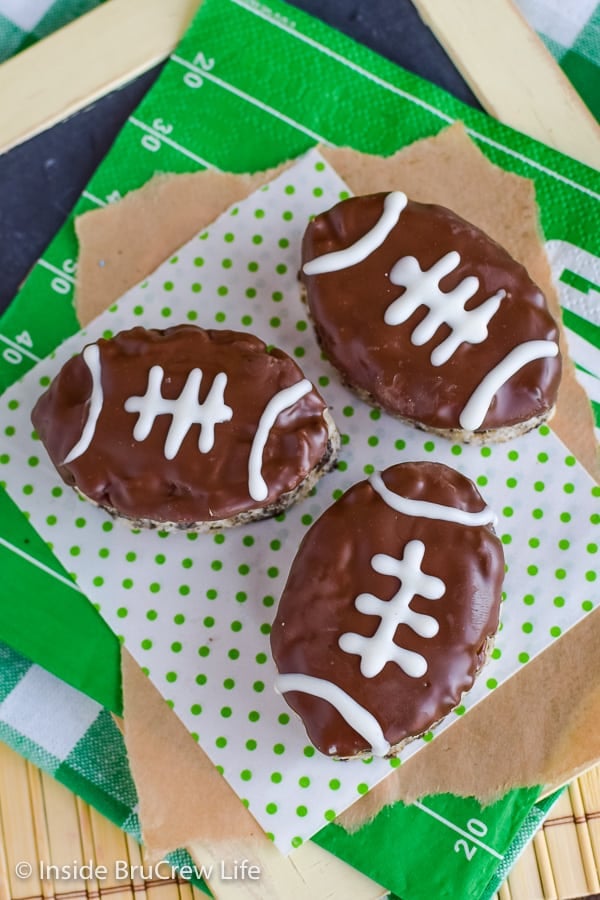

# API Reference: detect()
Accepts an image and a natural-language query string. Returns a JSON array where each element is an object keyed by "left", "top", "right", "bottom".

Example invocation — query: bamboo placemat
[
  {"left": 1, "top": 736, "right": 600, "bottom": 900},
  {"left": 0, "top": 741, "right": 204, "bottom": 900}
]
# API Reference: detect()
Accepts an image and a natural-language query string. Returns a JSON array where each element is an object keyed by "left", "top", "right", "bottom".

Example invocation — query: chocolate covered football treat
[
  {"left": 32, "top": 325, "right": 339, "bottom": 530},
  {"left": 301, "top": 192, "right": 562, "bottom": 441},
  {"left": 271, "top": 462, "right": 504, "bottom": 758}
]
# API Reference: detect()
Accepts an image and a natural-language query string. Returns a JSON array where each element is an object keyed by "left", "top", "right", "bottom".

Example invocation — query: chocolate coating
[
  {"left": 32, "top": 325, "right": 334, "bottom": 526},
  {"left": 301, "top": 193, "right": 561, "bottom": 434},
  {"left": 270, "top": 462, "right": 504, "bottom": 757}
]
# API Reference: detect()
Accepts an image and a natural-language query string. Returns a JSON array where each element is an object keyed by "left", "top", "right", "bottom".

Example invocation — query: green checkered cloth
[
  {"left": 514, "top": 0, "right": 600, "bottom": 120},
  {"left": 0, "top": 641, "right": 209, "bottom": 893},
  {"left": 0, "top": 0, "right": 107, "bottom": 60},
  {"left": 0, "top": 0, "right": 598, "bottom": 119}
]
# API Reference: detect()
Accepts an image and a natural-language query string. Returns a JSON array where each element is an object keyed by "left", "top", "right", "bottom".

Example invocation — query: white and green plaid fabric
[
  {"left": 514, "top": 0, "right": 600, "bottom": 119},
  {"left": 0, "top": 648, "right": 137, "bottom": 834},
  {"left": 0, "top": 0, "right": 107, "bottom": 60},
  {"left": 0, "top": 640, "right": 208, "bottom": 892}
]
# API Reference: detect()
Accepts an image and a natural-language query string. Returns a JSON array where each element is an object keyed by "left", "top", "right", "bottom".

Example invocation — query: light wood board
[
  {"left": 0, "top": 0, "right": 201, "bottom": 155},
  {"left": 411, "top": 0, "right": 600, "bottom": 169}
]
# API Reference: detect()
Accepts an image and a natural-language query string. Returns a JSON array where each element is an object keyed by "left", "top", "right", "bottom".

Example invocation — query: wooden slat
[
  {"left": 74, "top": 796, "right": 105, "bottom": 900},
  {"left": 497, "top": 880, "right": 512, "bottom": 900},
  {"left": 579, "top": 768, "right": 600, "bottom": 873},
  {"left": 38, "top": 770, "right": 88, "bottom": 899},
  {"left": 25, "top": 764, "right": 56, "bottom": 900},
  {"left": 186, "top": 838, "right": 309, "bottom": 900},
  {"left": 505, "top": 833, "right": 545, "bottom": 900},
  {"left": 1, "top": 0, "right": 597, "bottom": 168},
  {"left": 0, "top": 760, "right": 13, "bottom": 900},
  {"left": 411, "top": 0, "right": 600, "bottom": 169},
  {"left": 568, "top": 779, "right": 600, "bottom": 894},
  {"left": 532, "top": 828, "right": 557, "bottom": 900},
  {"left": 0, "top": 0, "right": 201, "bottom": 155},
  {"left": 123, "top": 832, "right": 151, "bottom": 900},
  {"left": 0, "top": 744, "right": 43, "bottom": 900},
  {"left": 1, "top": 690, "right": 600, "bottom": 900},
  {"left": 542, "top": 791, "right": 589, "bottom": 897},
  {"left": 89, "top": 802, "right": 140, "bottom": 900}
]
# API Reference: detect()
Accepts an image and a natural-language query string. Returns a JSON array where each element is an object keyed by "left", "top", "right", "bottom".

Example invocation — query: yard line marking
[
  {"left": 228, "top": 0, "right": 453, "bottom": 124},
  {"left": 412, "top": 800, "right": 504, "bottom": 859},
  {"left": 0, "top": 536, "right": 83, "bottom": 594},
  {"left": 230, "top": 0, "right": 600, "bottom": 202},
  {"left": 81, "top": 190, "right": 107, "bottom": 208},
  {"left": 37, "top": 259, "right": 76, "bottom": 284},
  {"left": 564, "top": 328, "right": 600, "bottom": 382},
  {"left": 0, "top": 334, "right": 40, "bottom": 363},
  {"left": 574, "top": 366, "right": 600, "bottom": 407},
  {"left": 128, "top": 117, "right": 220, "bottom": 170},
  {"left": 463, "top": 129, "right": 600, "bottom": 202},
  {"left": 171, "top": 54, "right": 332, "bottom": 145}
]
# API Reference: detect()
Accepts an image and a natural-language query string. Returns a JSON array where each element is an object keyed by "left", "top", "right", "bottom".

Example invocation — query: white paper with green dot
[{"left": 0, "top": 150, "right": 598, "bottom": 853}]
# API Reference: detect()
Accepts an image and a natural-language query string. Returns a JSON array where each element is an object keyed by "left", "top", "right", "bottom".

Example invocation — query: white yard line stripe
[
  {"left": 412, "top": 800, "right": 504, "bottom": 859},
  {"left": 230, "top": 0, "right": 600, "bottom": 202},
  {"left": 463, "top": 130, "right": 600, "bottom": 202},
  {"left": 171, "top": 54, "right": 331, "bottom": 145},
  {"left": 128, "top": 117, "right": 220, "bottom": 170},
  {"left": 575, "top": 366, "right": 600, "bottom": 407},
  {"left": 564, "top": 328, "right": 600, "bottom": 382},
  {"left": 37, "top": 259, "right": 76, "bottom": 284},
  {"left": 228, "top": 0, "right": 453, "bottom": 124},
  {"left": 81, "top": 190, "right": 107, "bottom": 208},
  {"left": 0, "top": 334, "right": 40, "bottom": 363},
  {"left": 0, "top": 536, "right": 83, "bottom": 594}
]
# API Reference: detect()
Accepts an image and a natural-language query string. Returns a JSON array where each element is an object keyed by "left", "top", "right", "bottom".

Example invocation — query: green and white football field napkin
[
  {"left": 1, "top": 0, "right": 598, "bottom": 120},
  {"left": 1, "top": 149, "right": 598, "bottom": 854},
  {"left": 547, "top": 242, "right": 600, "bottom": 441}
]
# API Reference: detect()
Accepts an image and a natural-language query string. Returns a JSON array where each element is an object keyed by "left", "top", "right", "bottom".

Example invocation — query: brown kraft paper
[{"left": 78, "top": 124, "right": 600, "bottom": 855}]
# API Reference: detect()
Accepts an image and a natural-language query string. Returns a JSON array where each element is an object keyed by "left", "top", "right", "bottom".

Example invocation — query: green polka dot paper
[{"left": 0, "top": 150, "right": 599, "bottom": 853}]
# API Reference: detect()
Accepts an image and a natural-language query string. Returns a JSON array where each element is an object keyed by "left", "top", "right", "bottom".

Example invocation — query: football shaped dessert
[
  {"left": 271, "top": 462, "right": 504, "bottom": 758},
  {"left": 301, "top": 192, "right": 561, "bottom": 442},
  {"left": 31, "top": 325, "right": 339, "bottom": 530}
]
